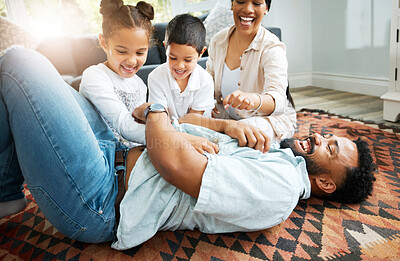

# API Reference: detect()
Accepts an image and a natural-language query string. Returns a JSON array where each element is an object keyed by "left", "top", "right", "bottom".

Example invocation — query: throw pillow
[
  {"left": 0, "top": 17, "right": 40, "bottom": 56},
  {"left": 203, "top": 1, "right": 234, "bottom": 46}
]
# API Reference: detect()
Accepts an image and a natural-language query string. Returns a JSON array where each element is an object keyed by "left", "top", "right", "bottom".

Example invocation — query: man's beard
[{"left": 280, "top": 138, "right": 326, "bottom": 176}]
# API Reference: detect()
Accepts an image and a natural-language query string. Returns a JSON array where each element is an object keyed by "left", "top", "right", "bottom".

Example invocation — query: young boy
[{"left": 148, "top": 14, "right": 214, "bottom": 119}]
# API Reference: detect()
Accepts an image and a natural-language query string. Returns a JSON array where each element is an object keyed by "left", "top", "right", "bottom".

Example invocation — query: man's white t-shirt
[{"left": 148, "top": 63, "right": 214, "bottom": 118}]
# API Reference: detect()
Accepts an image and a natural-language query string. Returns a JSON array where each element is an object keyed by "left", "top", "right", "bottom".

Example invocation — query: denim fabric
[{"left": 0, "top": 47, "right": 120, "bottom": 243}]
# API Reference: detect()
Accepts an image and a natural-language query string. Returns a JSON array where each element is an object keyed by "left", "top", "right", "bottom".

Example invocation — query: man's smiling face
[{"left": 280, "top": 133, "right": 358, "bottom": 183}]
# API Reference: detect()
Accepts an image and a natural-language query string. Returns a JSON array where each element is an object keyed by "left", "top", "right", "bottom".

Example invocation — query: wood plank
[{"left": 291, "top": 86, "right": 400, "bottom": 129}]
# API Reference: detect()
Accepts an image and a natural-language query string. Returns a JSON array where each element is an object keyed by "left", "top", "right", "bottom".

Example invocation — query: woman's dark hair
[
  {"left": 325, "top": 138, "right": 376, "bottom": 204},
  {"left": 165, "top": 14, "right": 206, "bottom": 55},
  {"left": 286, "top": 83, "right": 295, "bottom": 108},
  {"left": 265, "top": 0, "right": 271, "bottom": 11},
  {"left": 100, "top": 0, "right": 154, "bottom": 40}
]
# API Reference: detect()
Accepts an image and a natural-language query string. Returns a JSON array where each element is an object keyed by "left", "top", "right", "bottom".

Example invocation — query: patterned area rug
[{"left": 1, "top": 110, "right": 400, "bottom": 260}]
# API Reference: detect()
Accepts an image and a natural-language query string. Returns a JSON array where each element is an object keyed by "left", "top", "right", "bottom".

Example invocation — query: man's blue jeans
[{"left": 0, "top": 47, "right": 120, "bottom": 243}]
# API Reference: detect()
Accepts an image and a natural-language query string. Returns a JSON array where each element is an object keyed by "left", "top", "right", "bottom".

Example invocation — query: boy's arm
[
  {"left": 188, "top": 109, "right": 205, "bottom": 115},
  {"left": 189, "top": 70, "right": 214, "bottom": 114}
]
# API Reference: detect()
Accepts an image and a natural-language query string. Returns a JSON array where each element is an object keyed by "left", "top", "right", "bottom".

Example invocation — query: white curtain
[{"left": 5, "top": 0, "right": 28, "bottom": 27}]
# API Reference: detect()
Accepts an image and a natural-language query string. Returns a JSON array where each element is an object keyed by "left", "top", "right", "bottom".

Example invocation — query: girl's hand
[
  {"left": 223, "top": 90, "right": 260, "bottom": 111},
  {"left": 181, "top": 133, "right": 219, "bottom": 155}
]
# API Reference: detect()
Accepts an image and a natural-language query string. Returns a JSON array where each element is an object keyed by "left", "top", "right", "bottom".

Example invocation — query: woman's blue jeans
[{"left": 0, "top": 47, "right": 121, "bottom": 243}]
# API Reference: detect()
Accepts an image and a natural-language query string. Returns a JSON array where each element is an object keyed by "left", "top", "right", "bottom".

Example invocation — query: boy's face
[
  {"left": 100, "top": 28, "right": 149, "bottom": 78},
  {"left": 166, "top": 43, "right": 203, "bottom": 82}
]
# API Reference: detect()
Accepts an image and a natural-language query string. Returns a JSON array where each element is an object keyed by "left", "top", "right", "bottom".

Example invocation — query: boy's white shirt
[
  {"left": 79, "top": 63, "right": 147, "bottom": 146},
  {"left": 148, "top": 63, "right": 214, "bottom": 118}
]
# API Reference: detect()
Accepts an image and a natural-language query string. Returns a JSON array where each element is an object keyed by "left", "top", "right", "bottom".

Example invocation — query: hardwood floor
[{"left": 290, "top": 86, "right": 400, "bottom": 129}]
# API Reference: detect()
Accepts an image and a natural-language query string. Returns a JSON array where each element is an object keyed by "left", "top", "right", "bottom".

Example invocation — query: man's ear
[{"left": 312, "top": 174, "right": 337, "bottom": 194}]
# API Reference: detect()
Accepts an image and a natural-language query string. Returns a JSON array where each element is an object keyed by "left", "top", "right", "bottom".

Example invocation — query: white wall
[
  {"left": 264, "top": 0, "right": 392, "bottom": 96},
  {"left": 263, "top": 0, "right": 313, "bottom": 88},
  {"left": 311, "top": 0, "right": 391, "bottom": 96}
]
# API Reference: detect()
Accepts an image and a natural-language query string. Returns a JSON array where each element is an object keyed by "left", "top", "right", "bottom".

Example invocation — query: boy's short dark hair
[{"left": 165, "top": 14, "right": 206, "bottom": 55}]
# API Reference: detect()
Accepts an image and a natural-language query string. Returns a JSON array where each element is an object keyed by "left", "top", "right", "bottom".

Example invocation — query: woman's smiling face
[{"left": 231, "top": 0, "right": 268, "bottom": 36}]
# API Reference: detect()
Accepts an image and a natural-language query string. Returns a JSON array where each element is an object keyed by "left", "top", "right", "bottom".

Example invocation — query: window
[
  {"left": 170, "top": 0, "right": 216, "bottom": 16},
  {"left": 4, "top": 0, "right": 175, "bottom": 39},
  {"left": 0, "top": 0, "right": 7, "bottom": 17}
]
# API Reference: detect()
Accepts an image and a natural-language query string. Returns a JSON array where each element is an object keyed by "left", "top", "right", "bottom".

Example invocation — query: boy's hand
[{"left": 132, "top": 103, "right": 152, "bottom": 122}]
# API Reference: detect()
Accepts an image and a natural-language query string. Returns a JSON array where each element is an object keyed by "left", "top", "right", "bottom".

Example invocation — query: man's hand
[
  {"left": 181, "top": 133, "right": 219, "bottom": 155},
  {"left": 179, "top": 113, "right": 271, "bottom": 153},
  {"left": 223, "top": 120, "right": 271, "bottom": 153},
  {"left": 132, "top": 103, "right": 152, "bottom": 122}
]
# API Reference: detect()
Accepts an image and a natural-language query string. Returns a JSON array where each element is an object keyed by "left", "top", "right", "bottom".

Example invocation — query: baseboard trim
[
  {"left": 288, "top": 72, "right": 389, "bottom": 97},
  {"left": 288, "top": 72, "right": 313, "bottom": 88}
]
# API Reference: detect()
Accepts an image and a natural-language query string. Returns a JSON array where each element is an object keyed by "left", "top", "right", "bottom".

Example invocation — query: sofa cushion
[
  {"left": 153, "top": 22, "right": 168, "bottom": 64},
  {"left": 72, "top": 35, "right": 106, "bottom": 75},
  {"left": 0, "top": 17, "right": 40, "bottom": 56},
  {"left": 36, "top": 36, "right": 79, "bottom": 76},
  {"left": 203, "top": 1, "right": 234, "bottom": 47}
]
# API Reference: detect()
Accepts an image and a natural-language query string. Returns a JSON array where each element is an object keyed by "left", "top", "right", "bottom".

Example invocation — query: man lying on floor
[
  {"left": 0, "top": 48, "right": 375, "bottom": 249},
  {"left": 111, "top": 104, "right": 376, "bottom": 250}
]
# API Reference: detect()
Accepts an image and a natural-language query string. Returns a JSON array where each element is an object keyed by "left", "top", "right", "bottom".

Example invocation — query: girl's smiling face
[
  {"left": 232, "top": 0, "right": 268, "bottom": 36},
  {"left": 100, "top": 27, "right": 149, "bottom": 78}
]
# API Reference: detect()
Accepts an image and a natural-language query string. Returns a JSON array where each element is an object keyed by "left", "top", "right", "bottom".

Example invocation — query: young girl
[{"left": 79, "top": 0, "right": 154, "bottom": 147}]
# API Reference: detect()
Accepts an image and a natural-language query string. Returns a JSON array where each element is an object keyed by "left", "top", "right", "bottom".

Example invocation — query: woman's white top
[{"left": 220, "top": 62, "right": 241, "bottom": 120}]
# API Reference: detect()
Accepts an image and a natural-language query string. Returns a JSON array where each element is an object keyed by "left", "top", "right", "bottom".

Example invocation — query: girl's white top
[{"left": 80, "top": 63, "right": 147, "bottom": 147}]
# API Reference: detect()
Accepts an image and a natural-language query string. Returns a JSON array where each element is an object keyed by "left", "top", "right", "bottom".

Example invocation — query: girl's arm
[
  {"left": 147, "top": 70, "right": 168, "bottom": 109},
  {"left": 80, "top": 67, "right": 146, "bottom": 144}
]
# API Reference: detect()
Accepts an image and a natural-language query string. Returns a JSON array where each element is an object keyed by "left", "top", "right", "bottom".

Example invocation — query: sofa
[{"left": 35, "top": 14, "right": 281, "bottom": 91}]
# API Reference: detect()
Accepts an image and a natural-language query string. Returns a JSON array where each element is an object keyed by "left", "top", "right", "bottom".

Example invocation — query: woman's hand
[
  {"left": 223, "top": 90, "right": 261, "bottom": 111},
  {"left": 181, "top": 132, "right": 219, "bottom": 155},
  {"left": 223, "top": 120, "right": 271, "bottom": 153}
]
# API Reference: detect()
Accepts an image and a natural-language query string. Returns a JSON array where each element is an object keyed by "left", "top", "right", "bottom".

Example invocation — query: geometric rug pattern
[{"left": 1, "top": 110, "right": 400, "bottom": 260}]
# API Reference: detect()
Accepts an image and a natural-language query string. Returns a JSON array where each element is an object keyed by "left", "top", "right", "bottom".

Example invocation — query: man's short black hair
[
  {"left": 165, "top": 14, "right": 206, "bottom": 54},
  {"left": 325, "top": 138, "right": 376, "bottom": 204}
]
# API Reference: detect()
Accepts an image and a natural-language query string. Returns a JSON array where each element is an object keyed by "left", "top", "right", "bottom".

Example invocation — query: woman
[{"left": 207, "top": 0, "right": 296, "bottom": 141}]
